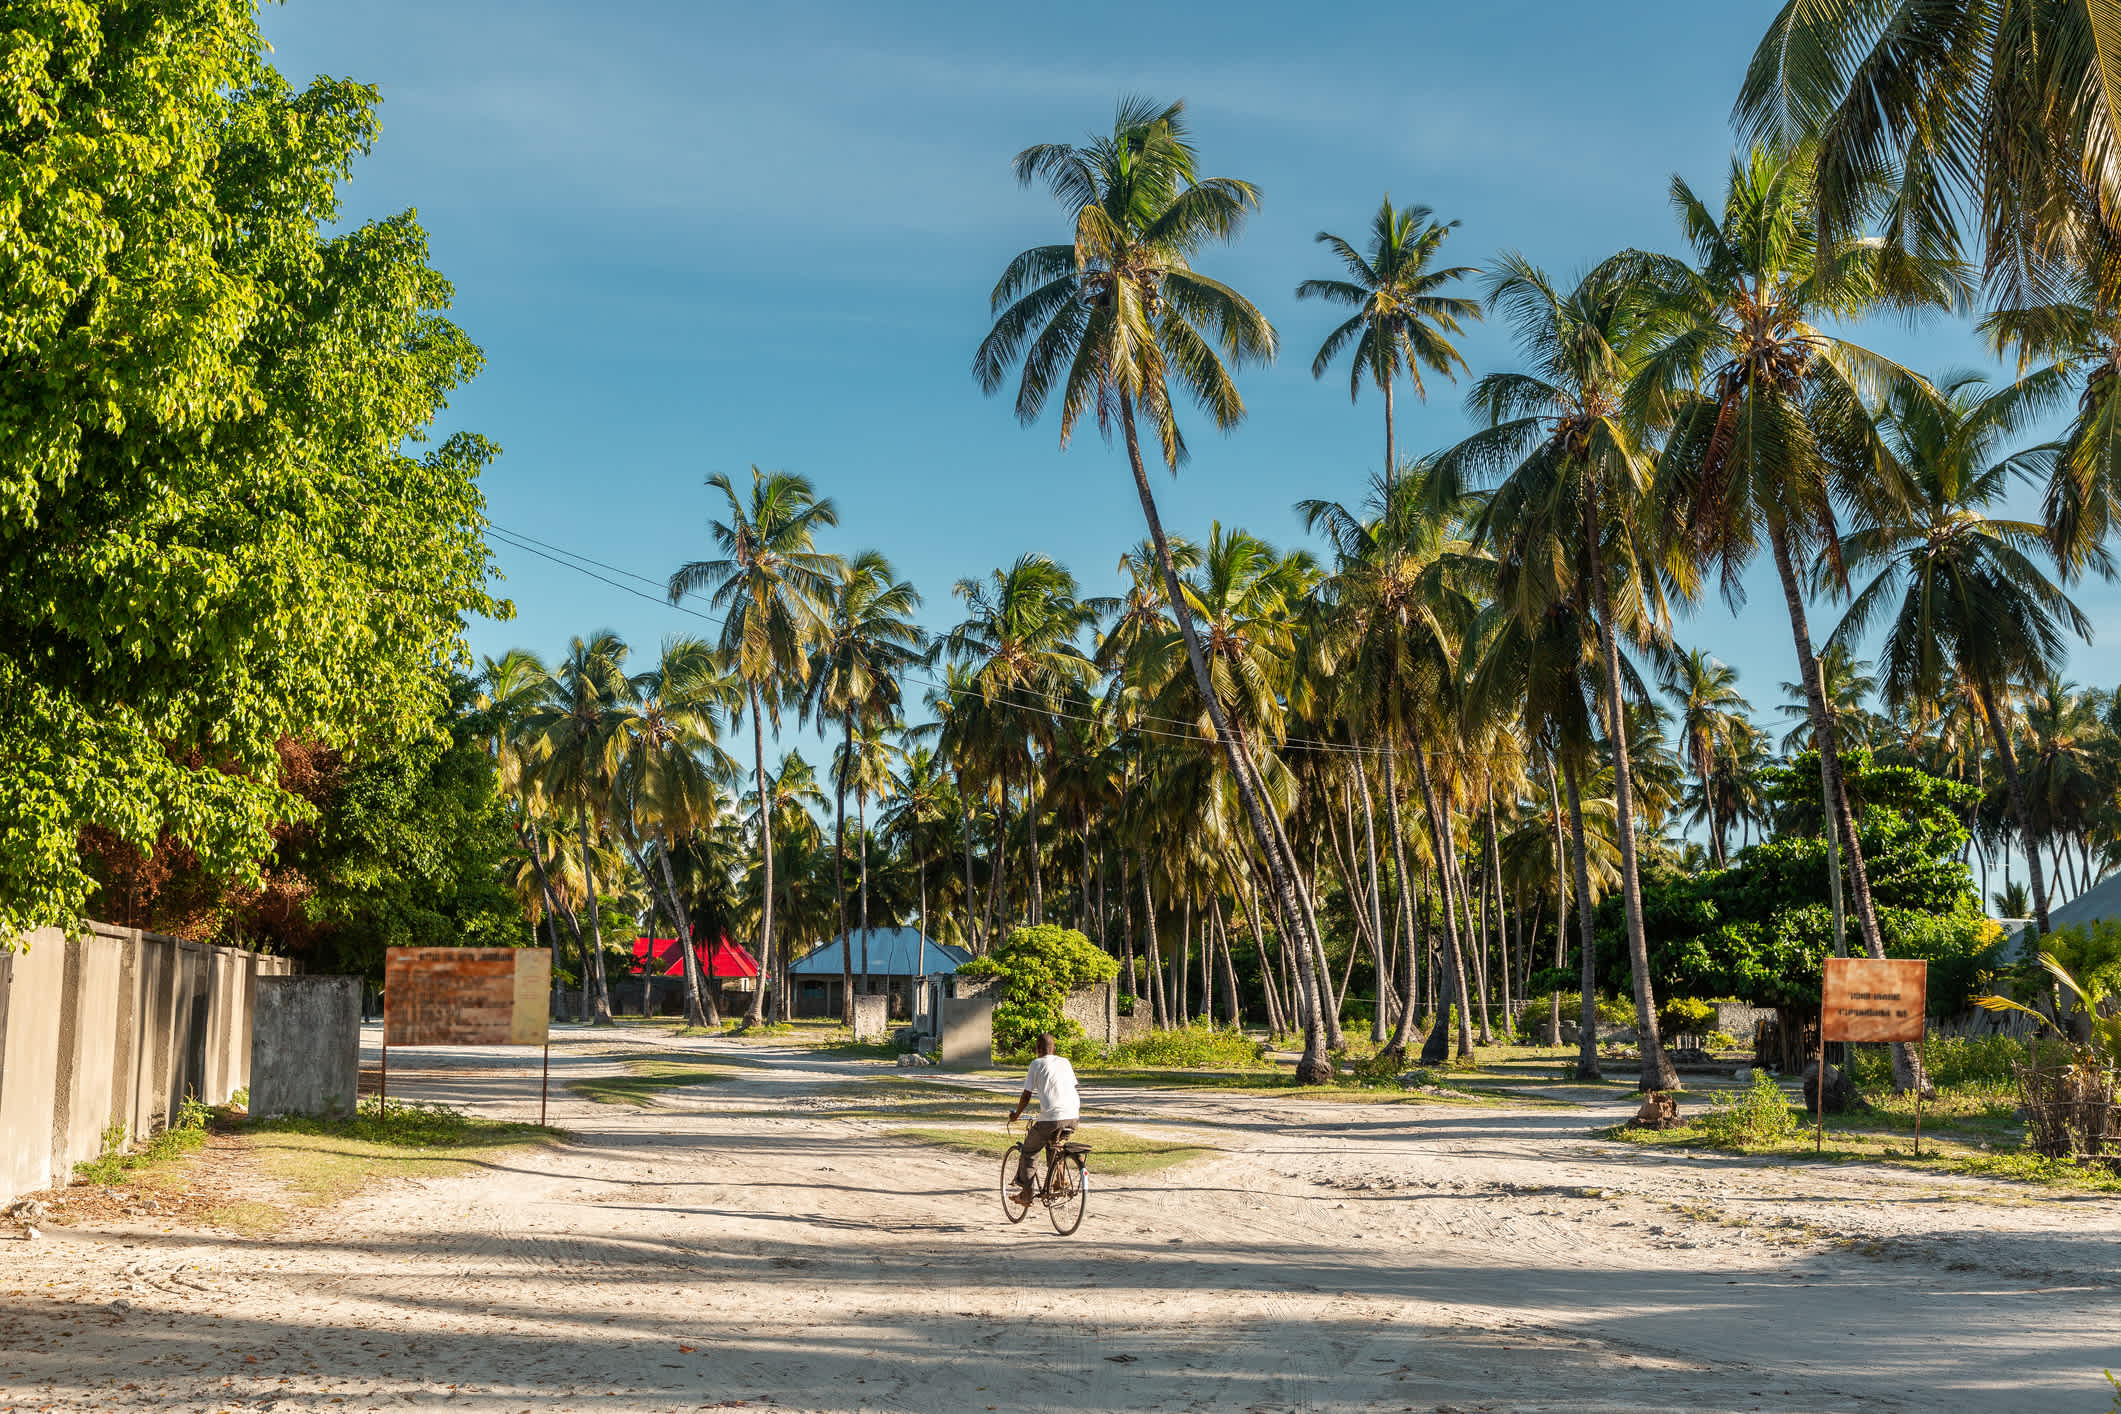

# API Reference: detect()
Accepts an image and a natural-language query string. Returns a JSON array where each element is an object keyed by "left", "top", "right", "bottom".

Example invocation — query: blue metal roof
[{"left": 789, "top": 928, "right": 971, "bottom": 977}]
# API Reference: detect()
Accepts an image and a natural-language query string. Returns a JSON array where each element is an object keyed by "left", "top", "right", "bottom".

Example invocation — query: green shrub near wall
[{"left": 957, "top": 924, "right": 1119, "bottom": 1053}]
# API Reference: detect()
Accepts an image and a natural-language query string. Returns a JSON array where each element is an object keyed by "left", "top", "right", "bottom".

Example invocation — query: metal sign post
[{"left": 1819, "top": 956, "right": 1929, "bottom": 1156}]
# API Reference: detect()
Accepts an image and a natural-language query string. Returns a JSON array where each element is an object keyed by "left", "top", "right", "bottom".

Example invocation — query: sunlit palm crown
[
  {"left": 1630, "top": 145, "right": 1968, "bottom": 599},
  {"left": 975, "top": 96, "right": 1278, "bottom": 468},
  {"left": 1829, "top": 370, "right": 2090, "bottom": 708},
  {"left": 667, "top": 466, "right": 841, "bottom": 697},
  {"left": 1298, "top": 197, "right": 1481, "bottom": 402},
  {"left": 1738, "top": 0, "right": 2121, "bottom": 308}
]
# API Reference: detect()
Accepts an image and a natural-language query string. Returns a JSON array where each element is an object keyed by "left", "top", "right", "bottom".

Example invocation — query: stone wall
[
  {"left": 0, "top": 924, "right": 290, "bottom": 1203},
  {"left": 851, "top": 993, "right": 889, "bottom": 1042},
  {"left": 1060, "top": 980, "right": 1118, "bottom": 1046},
  {"left": 250, "top": 976, "right": 361, "bottom": 1119}
]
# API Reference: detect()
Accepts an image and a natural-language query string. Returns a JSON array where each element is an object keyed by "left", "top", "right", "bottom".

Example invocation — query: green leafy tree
[
  {"left": 959, "top": 923, "right": 1120, "bottom": 1053},
  {"left": 1, "top": 4, "right": 498, "bottom": 944}
]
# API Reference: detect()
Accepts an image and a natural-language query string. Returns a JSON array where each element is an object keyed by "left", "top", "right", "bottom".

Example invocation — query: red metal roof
[{"left": 630, "top": 936, "right": 760, "bottom": 979}]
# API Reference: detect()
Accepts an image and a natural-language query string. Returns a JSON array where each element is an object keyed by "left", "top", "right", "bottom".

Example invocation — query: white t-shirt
[{"left": 1024, "top": 1054, "right": 1080, "bottom": 1122}]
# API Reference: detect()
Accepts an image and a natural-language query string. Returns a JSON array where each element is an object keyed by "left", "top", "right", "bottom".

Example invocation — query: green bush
[
  {"left": 1698, "top": 1070, "right": 1799, "bottom": 1147},
  {"left": 1102, "top": 1025, "right": 1268, "bottom": 1070},
  {"left": 1660, "top": 997, "right": 1718, "bottom": 1043},
  {"left": 1518, "top": 992, "right": 1635, "bottom": 1035},
  {"left": 958, "top": 924, "right": 1120, "bottom": 1053},
  {"left": 1843, "top": 1033, "right": 2054, "bottom": 1091}
]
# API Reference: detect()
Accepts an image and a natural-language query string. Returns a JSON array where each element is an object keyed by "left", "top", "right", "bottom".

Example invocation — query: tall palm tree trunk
[
  {"left": 1583, "top": 519, "right": 1676, "bottom": 1091},
  {"left": 858, "top": 789, "right": 872, "bottom": 984},
  {"left": 1974, "top": 682, "right": 2052, "bottom": 935},
  {"left": 654, "top": 844, "right": 714, "bottom": 1027},
  {"left": 1544, "top": 754, "right": 1568, "bottom": 1046},
  {"left": 1118, "top": 388, "right": 1331, "bottom": 1082},
  {"left": 1382, "top": 740, "right": 1425, "bottom": 1054},
  {"left": 1414, "top": 747, "right": 1474, "bottom": 1062},
  {"left": 1383, "top": 374, "right": 1397, "bottom": 496},
  {"left": 574, "top": 799, "right": 615, "bottom": 1026},
  {"left": 1764, "top": 518, "right": 1929, "bottom": 1094},
  {"left": 1487, "top": 795, "right": 1511, "bottom": 1041},
  {"left": 1141, "top": 873, "right": 1169, "bottom": 1028},
  {"left": 1025, "top": 783, "right": 1043, "bottom": 925},
  {"left": 1350, "top": 738, "right": 1393, "bottom": 1038},
  {"left": 1560, "top": 752, "right": 1603, "bottom": 1080},
  {"left": 957, "top": 768, "right": 980, "bottom": 953},
  {"left": 836, "top": 717, "right": 854, "bottom": 1025},
  {"left": 746, "top": 678, "right": 773, "bottom": 1027}
]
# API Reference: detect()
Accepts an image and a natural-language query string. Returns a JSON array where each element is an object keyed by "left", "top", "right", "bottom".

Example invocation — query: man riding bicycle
[{"left": 1006, "top": 1032, "right": 1078, "bottom": 1208}]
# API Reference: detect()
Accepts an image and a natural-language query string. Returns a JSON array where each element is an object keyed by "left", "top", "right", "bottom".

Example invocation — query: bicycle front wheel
[
  {"left": 1045, "top": 1151, "right": 1087, "bottom": 1236},
  {"left": 1000, "top": 1144, "right": 1029, "bottom": 1224}
]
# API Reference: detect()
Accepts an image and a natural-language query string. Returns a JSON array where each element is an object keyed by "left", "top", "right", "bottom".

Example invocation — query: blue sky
[{"left": 263, "top": 0, "right": 2114, "bottom": 762}]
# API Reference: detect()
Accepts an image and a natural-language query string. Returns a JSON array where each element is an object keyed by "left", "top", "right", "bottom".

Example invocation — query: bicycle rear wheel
[
  {"left": 1000, "top": 1144, "right": 1030, "bottom": 1224},
  {"left": 1045, "top": 1150, "right": 1087, "bottom": 1235}
]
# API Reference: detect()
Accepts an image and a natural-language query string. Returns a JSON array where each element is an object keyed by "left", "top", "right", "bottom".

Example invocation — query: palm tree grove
[{"left": 7, "top": 3, "right": 2121, "bottom": 1410}]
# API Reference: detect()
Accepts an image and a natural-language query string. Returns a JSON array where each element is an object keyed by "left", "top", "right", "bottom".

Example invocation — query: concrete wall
[
  {"left": 251, "top": 976, "right": 360, "bottom": 1119},
  {"left": 851, "top": 994, "right": 889, "bottom": 1042},
  {"left": 1061, "top": 980, "right": 1118, "bottom": 1046},
  {"left": 938, "top": 997, "right": 993, "bottom": 1069},
  {"left": 0, "top": 924, "right": 290, "bottom": 1204}
]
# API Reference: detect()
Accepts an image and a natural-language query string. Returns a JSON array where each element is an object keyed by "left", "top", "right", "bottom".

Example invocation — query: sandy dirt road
[{"left": 3, "top": 1025, "right": 2117, "bottom": 1413}]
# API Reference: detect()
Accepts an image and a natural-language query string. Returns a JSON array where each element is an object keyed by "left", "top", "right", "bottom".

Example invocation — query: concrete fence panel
[
  {"left": 0, "top": 926, "right": 288, "bottom": 1205},
  {"left": 0, "top": 928, "right": 66, "bottom": 1202}
]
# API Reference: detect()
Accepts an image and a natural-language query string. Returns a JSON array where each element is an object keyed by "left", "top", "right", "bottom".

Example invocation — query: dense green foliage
[
  {"left": 959, "top": 923, "right": 1119, "bottom": 1051},
  {"left": 1101, "top": 1025, "right": 1269, "bottom": 1070},
  {"left": 1, "top": 2, "right": 497, "bottom": 943},
  {"left": 294, "top": 683, "right": 526, "bottom": 973},
  {"left": 1570, "top": 754, "right": 2002, "bottom": 1016}
]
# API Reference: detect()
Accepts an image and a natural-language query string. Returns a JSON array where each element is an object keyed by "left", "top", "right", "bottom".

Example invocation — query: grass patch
[
  {"left": 72, "top": 1099, "right": 212, "bottom": 1185},
  {"left": 1095, "top": 1026, "right": 1270, "bottom": 1070},
  {"left": 242, "top": 1097, "right": 558, "bottom": 1208},
  {"left": 1602, "top": 1084, "right": 2121, "bottom": 1195},
  {"left": 571, "top": 1056, "right": 725, "bottom": 1106},
  {"left": 886, "top": 1124, "right": 1219, "bottom": 1174}
]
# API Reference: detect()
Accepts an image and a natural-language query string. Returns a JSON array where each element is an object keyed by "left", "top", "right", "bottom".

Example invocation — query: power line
[{"left": 483, "top": 520, "right": 1406, "bottom": 760}]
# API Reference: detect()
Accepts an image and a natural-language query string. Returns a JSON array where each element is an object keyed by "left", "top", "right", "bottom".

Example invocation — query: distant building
[
  {"left": 626, "top": 936, "right": 762, "bottom": 1016},
  {"left": 788, "top": 927, "right": 970, "bottom": 1020}
]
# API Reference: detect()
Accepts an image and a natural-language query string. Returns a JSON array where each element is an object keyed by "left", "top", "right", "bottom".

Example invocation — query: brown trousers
[{"left": 1015, "top": 1119, "right": 1077, "bottom": 1187}]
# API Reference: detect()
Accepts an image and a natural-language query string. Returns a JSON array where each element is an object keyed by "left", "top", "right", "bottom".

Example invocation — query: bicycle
[{"left": 1001, "top": 1118, "right": 1090, "bottom": 1235}]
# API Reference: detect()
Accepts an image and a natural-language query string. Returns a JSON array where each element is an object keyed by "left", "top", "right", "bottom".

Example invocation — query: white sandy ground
[{"left": 3, "top": 1026, "right": 2118, "bottom": 1414}]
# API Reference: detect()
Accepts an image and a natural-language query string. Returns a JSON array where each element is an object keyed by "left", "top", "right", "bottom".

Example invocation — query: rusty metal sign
[
  {"left": 1820, "top": 957, "right": 1927, "bottom": 1043},
  {"left": 384, "top": 947, "right": 550, "bottom": 1047}
]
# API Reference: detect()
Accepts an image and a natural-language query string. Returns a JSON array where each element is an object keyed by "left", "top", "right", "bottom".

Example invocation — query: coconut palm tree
[
  {"left": 1661, "top": 650, "right": 1755, "bottom": 864},
  {"left": 1637, "top": 144, "right": 1967, "bottom": 1092},
  {"left": 529, "top": 631, "right": 636, "bottom": 1026},
  {"left": 880, "top": 745, "right": 956, "bottom": 980},
  {"left": 669, "top": 467, "right": 841, "bottom": 1023},
  {"left": 1981, "top": 271, "right": 2121, "bottom": 580},
  {"left": 804, "top": 549, "right": 925, "bottom": 1022},
  {"left": 1828, "top": 370, "right": 2090, "bottom": 934},
  {"left": 837, "top": 715, "right": 904, "bottom": 985},
  {"left": 1737, "top": 0, "right": 2121, "bottom": 308},
  {"left": 1300, "top": 467, "right": 1483, "bottom": 1062},
  {"left": 1434, "top": 252, "right": 1682, "bottom": 1091},
  {"left": 614, "top": 637, "right": 741, "bottom": 1026},
  {"left": 975, "top": 99, "right": 1332, "bottom": 1078},
  {"left": 1298, "top": 196, "right": 1482, "bottom": 492},
  {"left": 944, "top": 553, "right": 1101, "bottom": 928}
]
